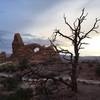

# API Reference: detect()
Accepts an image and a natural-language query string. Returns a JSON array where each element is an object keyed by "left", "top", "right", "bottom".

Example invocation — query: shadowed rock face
[
  {"left": 12, "top": 33, "right": 24, "bottom": 55},
  {"left": 11, "top": 33, "right": 60, "bottom": 63},
  {"left": 0, "top": 52, "right": 6, "bottom": 63}
]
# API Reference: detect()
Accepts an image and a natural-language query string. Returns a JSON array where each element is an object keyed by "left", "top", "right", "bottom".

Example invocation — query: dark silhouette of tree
[{"left": 49, "top": 8, "right": 100, "bottom": 92}]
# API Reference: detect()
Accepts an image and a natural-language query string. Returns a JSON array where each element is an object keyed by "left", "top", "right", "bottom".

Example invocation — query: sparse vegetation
[
  {"left": 0, "top": 62, "right": 17, "bottom": 73},
  {"left": 0, "top": 77, "right": 19, "bottom": 91},
  {"left": 18, "top": 58, "right": 30, "bottom": 70},
  {"left": 95, "top": 66, "right": 100, "bottom": 76},
  {"left": 5, "top": 88, "right": 33, "bottom": 100}
]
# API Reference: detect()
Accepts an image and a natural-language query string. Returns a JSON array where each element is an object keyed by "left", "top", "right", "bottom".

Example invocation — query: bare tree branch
[
  {"left": 54, "top": 29, "right": 74, "bottom": 41},
  {"left": 49, "top": 8, "right": 100, "bottom": 92},
  {"left": 80, "top": 8, "right": 85, "bottom": 19},
  {"left": 83, "top": 18, "right": 100, "bottom": 38},
  {"left": 64, "top": 14, "right": 75, "bottom": 31}
]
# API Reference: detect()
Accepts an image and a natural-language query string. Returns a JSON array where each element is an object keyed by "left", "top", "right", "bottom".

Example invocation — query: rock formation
[
  {"left": 11, "top": 33, "right": 60, "bottom": 64},
  {"left": 12, "top": 33, "right": 24, "bottom": 55},
  {"left": 0, "top": 52, "right": 6, "bottom": 63}
]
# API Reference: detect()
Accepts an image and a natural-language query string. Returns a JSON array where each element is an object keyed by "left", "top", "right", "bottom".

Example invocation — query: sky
[{"left": 0, "top": 0, "right": 100, "bottom": 56}]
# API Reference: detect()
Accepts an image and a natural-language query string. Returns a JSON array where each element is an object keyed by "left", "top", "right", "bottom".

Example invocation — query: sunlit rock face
[{"left": 11, "top": 33, "right": 60, "bottom": 63}]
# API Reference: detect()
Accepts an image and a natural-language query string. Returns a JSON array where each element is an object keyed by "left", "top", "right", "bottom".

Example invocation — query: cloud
[
  {"left": 0, "top": 0, "right": 100, "bottom": 55},
  {"left": 0, "top": 0, "right": 62, "bottom": 32},
  {"left": 22, "top": 34, "right": 49, "bottom": 45},
  {"left": 25, "top": 0, "right": 99, "bottom": 36}
]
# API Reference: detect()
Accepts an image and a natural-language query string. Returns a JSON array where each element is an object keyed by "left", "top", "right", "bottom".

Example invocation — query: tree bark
[
  {"left": 71, "top": 33, "right": 79, "bottom": 92},
  {"left": 71, "top": 60, "right": 78, "bottom": 92}
]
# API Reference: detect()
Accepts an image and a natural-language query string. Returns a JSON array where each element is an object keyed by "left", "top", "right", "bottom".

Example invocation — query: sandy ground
[{"left": 50, "top": 83, "right": 100, "bottom": 100}]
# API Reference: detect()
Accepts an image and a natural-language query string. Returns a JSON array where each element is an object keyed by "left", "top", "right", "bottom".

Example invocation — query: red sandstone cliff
[{"left": 11, "top": 33, "right": 60, "bottom": 63}]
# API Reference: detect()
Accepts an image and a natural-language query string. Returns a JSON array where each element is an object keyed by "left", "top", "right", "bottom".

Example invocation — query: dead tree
[{"left": 49, "top": 8, "right": 100, "bottom": 92}]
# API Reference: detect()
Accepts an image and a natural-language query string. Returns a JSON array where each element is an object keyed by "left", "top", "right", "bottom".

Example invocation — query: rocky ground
[{"left": 0, "top": 60, "right": 100, "bottom": 100}]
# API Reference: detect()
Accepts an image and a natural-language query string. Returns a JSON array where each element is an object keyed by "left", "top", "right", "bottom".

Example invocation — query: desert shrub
[
  {"left": 16, "top": 88, "right": 33, "bottom": 100},
  {"left": 0, "top": 95, "right": 9, "bottom": 100},
  {"left": 95, "top": 66, "right": 100, "bottom": 76},
  {"left": 1, "top": 77, "right": 19, "bottom": 91},
  {"left": 0, "top": 63, "right": 17, "bottom": 73},
  {"left": 7, "top": 88, "right": 33, "bottom": 100},
  {"left": 34, "top": 79, "right": 58, "bottom": 100},
  {"left": 87, "top": 62, "right": 94, "bottom": 68},
  {"left": 18, "top": 58, "right": 30, "bottom": 70}
]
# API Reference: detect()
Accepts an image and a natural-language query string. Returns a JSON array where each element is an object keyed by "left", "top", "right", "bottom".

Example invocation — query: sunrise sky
[{"left": 0, "top": 0, "right": 100, "bottom": 56}]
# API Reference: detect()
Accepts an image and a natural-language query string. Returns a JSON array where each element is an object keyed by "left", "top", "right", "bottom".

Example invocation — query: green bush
[
  {"left": 1, "top": 77, "right": 19, "bottom": 91},
  {"left": 18, "top": 58, "right": 30, "bottom": 70},
  {"left": 0, "top": 63, "right": 17, "bottom": 73},
  {"left": 7, "top": 88, "right": 33, "bottom": 100},
  {"left": 95, "top": 66, "right": 100, "bottom": 76}
]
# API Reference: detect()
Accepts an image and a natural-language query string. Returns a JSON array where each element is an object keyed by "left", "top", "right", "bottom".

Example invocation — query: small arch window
[{"left": 34, "top": 47, "right": 40, "bottom": 53}]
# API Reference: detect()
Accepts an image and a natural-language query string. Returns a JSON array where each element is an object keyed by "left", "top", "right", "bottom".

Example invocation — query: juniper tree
[{"left": 49, "top": 8, "right": 100, "bottom": 92}]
